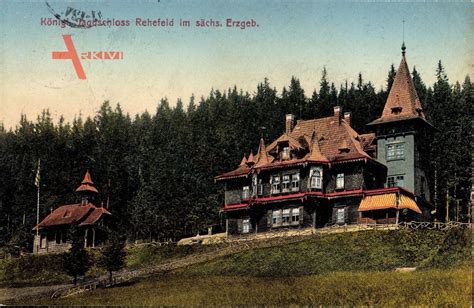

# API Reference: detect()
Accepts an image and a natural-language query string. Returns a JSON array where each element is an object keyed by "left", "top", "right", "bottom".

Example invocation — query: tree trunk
[
  {"left": 73, "top": 275, "right": 77, "bottom": 285},
  {"left": 109, "top": 270, "right": 113, "bottom": 284}
]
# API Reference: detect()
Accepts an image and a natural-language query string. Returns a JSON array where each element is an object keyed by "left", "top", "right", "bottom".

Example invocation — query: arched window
[{"left": 310, "top": 169, "right": 322, "bottom": 189}]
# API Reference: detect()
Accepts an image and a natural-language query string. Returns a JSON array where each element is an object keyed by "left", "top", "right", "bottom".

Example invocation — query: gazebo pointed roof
[{"left": 76, "top": 170, "right": 99, "bottom": 194}]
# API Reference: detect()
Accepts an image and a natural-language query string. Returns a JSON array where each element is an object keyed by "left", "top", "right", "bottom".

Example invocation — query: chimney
[
  {"left": 344, "top": 112, "right": 351, "bottom": 126},
  {"left": 285, "top": 114, "right": 295, "bottom": 134},
  {"left": 333, "top": 106, "right": 341, "bottom": 118}
]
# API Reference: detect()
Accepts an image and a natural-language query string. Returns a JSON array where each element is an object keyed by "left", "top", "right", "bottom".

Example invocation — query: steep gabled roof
[
  {"left": 368, "top": 45, "right": 428, "bottom": 126},
  {"left": 33, "top": 203, "right": 111, "bottom": 229}
]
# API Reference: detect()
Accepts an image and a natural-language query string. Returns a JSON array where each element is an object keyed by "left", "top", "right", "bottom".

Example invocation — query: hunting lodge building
[
  {"left": 217, "top": 45, "right": 434, "bottom": 235},
  {"left": 33, "top": 171, "right": 111, "bottom": 254}
]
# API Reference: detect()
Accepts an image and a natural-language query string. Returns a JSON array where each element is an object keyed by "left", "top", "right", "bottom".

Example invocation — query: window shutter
[
  {"left": 344, "top": 207, "right": 349, "bottom": 223},
  {"left": 237, "top": 219, "right": 243, "bottom": 234},
  {"left": 331, "top": 208, "right": 337, "bottom": 224},
  {"left": 267, "top": 210, "right": 272, "bottom": 227}
]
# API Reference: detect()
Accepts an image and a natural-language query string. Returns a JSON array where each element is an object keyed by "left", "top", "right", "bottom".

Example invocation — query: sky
[{"left": 0, "top": 0, "right": 472, "bottom": 129}]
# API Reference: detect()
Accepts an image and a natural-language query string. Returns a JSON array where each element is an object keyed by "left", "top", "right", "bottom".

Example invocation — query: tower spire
[{"left": 402, "top": 20, "right": 406, "bottom": 56}]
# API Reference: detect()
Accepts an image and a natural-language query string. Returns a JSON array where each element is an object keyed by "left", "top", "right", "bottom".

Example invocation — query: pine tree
[
  {"left": 315, "top": 67, "right": 333, "bottom": 117},
  {"left": 412, "top": 66, "right": 427, "bottom": 106},
  {"left": 63, "top": 224, "right": 90, "bottom": 285},
  {"left": 386, "top": 64, "right": 396, "bottom": 93},
  {"left": 99, "top": 231, "right": 126, "bottom": 284}
]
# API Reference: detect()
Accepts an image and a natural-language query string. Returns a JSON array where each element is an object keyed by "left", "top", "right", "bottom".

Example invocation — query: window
[
  {"left": 291, "top": 173, "right": 300, "bottom": 191},
  {"left": 242, "top": 186, "right": 250, "bottom": 199},
  {"left": 386, "top": 143, "right": 405, "bottom": 160},
  {"left": 336, "top": 173, "right": 345, "bottom": 189},
  {"left": 242, "top": 219, "right": 250, "bottom": 234},
  {"left": 310, "top": 168, "right": 322, "bottom": 189},
  {"left": 257, "top": 179, "right": 263, "bottom": 196},
  {"left": 387, "top": 175, "right": 404, "bottom": 188},
  {"left": 282, "top": 146, "right": 291, "bottom": 160},
  {"left": 282, "top": 209, "right": 291, "bottom": 224},
  {"left": 272, "top": 210, "right": 281, "bottom": 226},
  {"left": 252, "top": 174, "right": 258, "bottom": 196},
  {"left": 396, "top": 175, "right": 404, "bottom": 187},
  {"left": 336, "top": 208, "right": 345, "bottom": 223},
  {"left": 291, "top": 208, "right": 300, "bottom": 224},
  {"left": 271, "top": 175, "right": 281, "bottom": 194},
  {"left": 282, "top": 175, "right": 290, "bottom": 192}
]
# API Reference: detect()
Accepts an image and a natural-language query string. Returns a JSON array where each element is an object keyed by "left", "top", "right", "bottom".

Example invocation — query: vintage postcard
[{"left": 0, "top": 0, "right": 472, "bottom": 306}]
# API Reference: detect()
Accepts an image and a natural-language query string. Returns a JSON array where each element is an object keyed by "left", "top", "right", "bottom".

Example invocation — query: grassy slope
[
  {"left": 11, "top": 228, "right": 472, "bottom": 306},
  {"left": 23, "top": 266, "right": 472, "bottom": 306},
  {"left": 182, "top": 228, "right": 470, "bottom": 276}
]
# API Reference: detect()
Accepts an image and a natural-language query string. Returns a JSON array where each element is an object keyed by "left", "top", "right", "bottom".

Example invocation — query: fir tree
[
  {"left": 63, "top": 224, "right": 90, "bottom": 285},
  {"left": 99, "top": 231, "right": 126, "bottom": 284}
]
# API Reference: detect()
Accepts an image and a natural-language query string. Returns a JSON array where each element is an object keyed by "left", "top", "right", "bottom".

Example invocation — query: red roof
[
  {"left": 80, "top": 207, "right": 111, "bottom": 226},
  {"left": 223, "top": 187, "right": 417, "bottom": 211},
  {"left": 33, "top": 203, "right": 110, "bottom": 230},
  {"left": 218, "top": 110, "right": 376, "bottom": 180},
  {"left": 76, "top": 170, "right": 99, "bottom": 193},
  {"left": 368, "top": 47, "right": 429, "bottom": 126}
]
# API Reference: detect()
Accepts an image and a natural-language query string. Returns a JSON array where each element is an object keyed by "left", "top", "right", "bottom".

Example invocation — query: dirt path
[
  {"left": 0, "top": 283, "right": 72, "bottom": 303},
  {"left": 3, "top": 233, "right": 312, "bottom": 304}
]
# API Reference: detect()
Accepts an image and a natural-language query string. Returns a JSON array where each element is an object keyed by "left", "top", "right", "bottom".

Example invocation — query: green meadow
[{"left": 5, "top": 228, "right": 472, "bottom": 306}]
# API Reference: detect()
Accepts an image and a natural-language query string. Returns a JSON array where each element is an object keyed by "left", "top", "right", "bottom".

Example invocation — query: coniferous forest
[{"left": 0, "top": 61, "right": 472, "bottom": 251}]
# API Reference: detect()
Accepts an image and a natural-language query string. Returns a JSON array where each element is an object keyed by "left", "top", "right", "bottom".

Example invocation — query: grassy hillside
[
  {"left": 23, "top": 266, "right": 472, "bottom": 306},
  {"left": 182, "top": 228, "right": 470, "bottom": 276},
  {"left": 8, "top": 228, "right": 472, "bottom": 306}
]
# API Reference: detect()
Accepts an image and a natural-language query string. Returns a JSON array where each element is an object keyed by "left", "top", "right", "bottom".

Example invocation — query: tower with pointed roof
[
  {"left": 368, "top": 43, "right": 435, "bottom": 203},
  {"left": 76, "top": 170, "right": 99, "bottom": 205}
]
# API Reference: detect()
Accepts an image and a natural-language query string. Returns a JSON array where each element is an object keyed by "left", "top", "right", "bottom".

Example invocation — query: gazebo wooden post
[
  {"left": 84, "top": 228, "right": 88, "bottom": 248},
  {"left": 92, "top": 228, "right": 96, "bottom": 248}
]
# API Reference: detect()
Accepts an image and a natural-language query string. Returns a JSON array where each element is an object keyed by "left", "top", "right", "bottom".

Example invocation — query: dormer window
[
  {"left": 391, "top": 107, "right": 402, "bottom": 115},
  {"left": 63, "top": 210, "right": 71, "bottom": 218},
  {"left": 282, "top": 146, "right": 291, "bottom": 160}
]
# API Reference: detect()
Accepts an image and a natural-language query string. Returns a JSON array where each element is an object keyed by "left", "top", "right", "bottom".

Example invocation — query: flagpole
[
  {"left": 36, "top": 181, "right": 40, "bottom": 254},
  {"left": 35, "top": 158, "right": 40, "bottom": 254}
]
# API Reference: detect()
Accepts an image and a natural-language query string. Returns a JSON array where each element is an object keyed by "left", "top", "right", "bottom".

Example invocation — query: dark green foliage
[
  {"left": 63, "top": 224, "right": 90, "bottom": 285},
  {"left": 0, "top": 61, "right": 471, "bottom": 248},
  {"left": 99, "top": 232, "right": 126, "bottom": 283},
  {"left": 5, "top": 224, "right": 33, "bottom": 257},
  {"left": 0, "top": 253, "right": 68, "bottom": 287}
]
